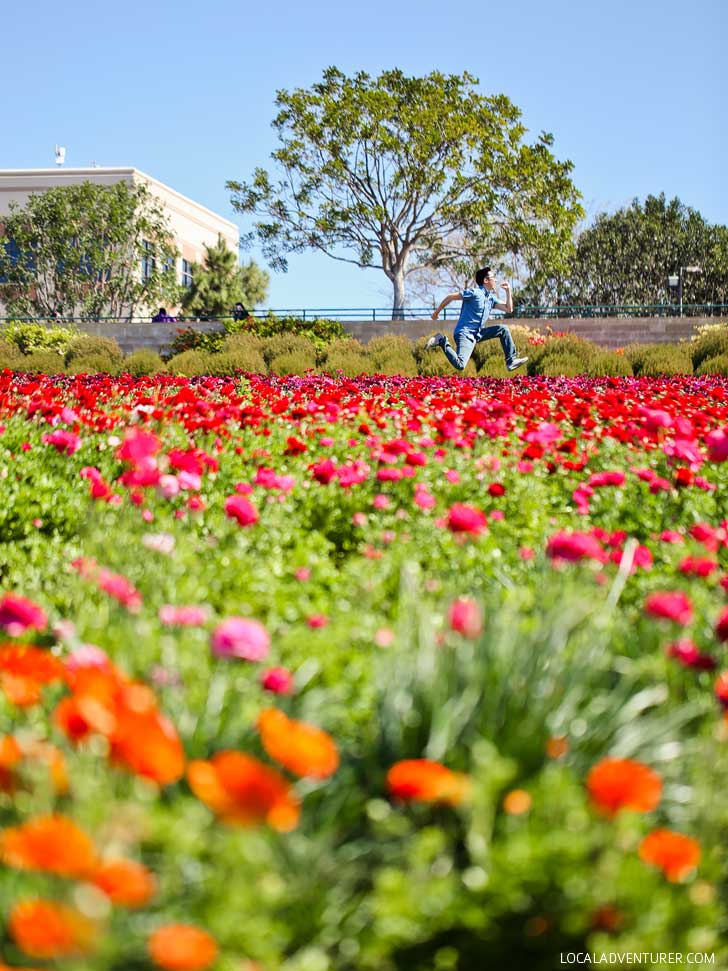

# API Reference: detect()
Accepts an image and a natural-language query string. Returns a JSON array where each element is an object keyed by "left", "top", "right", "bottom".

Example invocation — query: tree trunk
[{"left": 391, "top": 268, "right": 406, "bottom": 320}]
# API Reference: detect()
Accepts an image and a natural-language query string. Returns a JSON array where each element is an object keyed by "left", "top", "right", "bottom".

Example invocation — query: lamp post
[{"left": 669, "top": 266, "right": 702, "bottom": 316}]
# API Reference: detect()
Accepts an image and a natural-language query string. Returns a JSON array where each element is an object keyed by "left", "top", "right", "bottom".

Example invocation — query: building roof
[{"left": 0, "top": 167, "right": 239, "bottom": 233}]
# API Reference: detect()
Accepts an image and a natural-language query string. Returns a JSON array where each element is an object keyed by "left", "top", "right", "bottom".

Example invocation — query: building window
[
  {"left": 163, "top": 255, "right": 176, "bottom": 277},
  {"left": 141, "top": 241, "right": 155, "bottom": 281},
  {"left": 182, "top": 259, "right": 193, "bottom": 288}
]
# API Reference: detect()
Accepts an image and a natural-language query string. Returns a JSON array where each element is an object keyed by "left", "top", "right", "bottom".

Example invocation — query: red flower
[
  {"left": 586, "top": 757, "right": 662, "bottom": 816},
  {"left": 667, "top": 639, "right": 716, "bottom": 671},
  {"left": 546, "top": 531, "right": 605, "bottom": 563},
  {"left": 446, "top": 503, "right": 488, "bottom": 535},
  {"left": 715, "top": 607, "right": 728, "bottom": 642},
  {"left": 644, "top": 591, "right": 693, "bottom": 625},
  {"left": 448, "top": 598, "right": 483, "bottom": 638},
  {"left": 387, "top": 759, "right": 471, "bottom": 806},
  {"left": 638, "top": 829, "right": 700, "bottom": 881}
]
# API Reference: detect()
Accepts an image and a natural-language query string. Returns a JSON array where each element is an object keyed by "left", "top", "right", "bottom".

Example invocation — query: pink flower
[
  {"left": 448, "top": 598, "right": 483, "bottom": 639},
  {"left": 142, "top": 533, "right": 176, "bottom": 555},
  {"left": 519, "top": 546, "right": 535, "bottom": 561},
  {"left": 157, "top": 474, "right": 181, "bottom": 499},
  {"left": 667, "top": 640, "right": 716, "bottom": 671},
  {"left": 446, "top": 504, "right": 488, "bottom": 535},
  {"left": 306, "top": 614, "right": 329, "bottom": 629},
  {"left": 97, "top": 569, "right": 143, "bottom": 613},
  {"left": 159, "top": 605, "right": 209, "bottom": 627},
  {"left": 588, "top": 471, "right": 626, "bottom": 488},
  {"left": 414, "top": 488, "right": 436, "bottom": 510},
  {"left": 546, "top": 531, "right": 605, "bottom": 563},
  {"left": 211, "top": 617, "right": 270, "bottom": 662},
  {"left": 706, "top": 428, "right": 728, "bottom": 462},
  {"left": 65, "top": 644, "right": 112, "bottom": 672},
  {"left": 261, "top": 667, "right": 295, "bottom": 695},
  {"left": 374, "top": 627, "right": 395, "bottom": 648},
  {"left": 660, "top": 530, "right": 685, "bottom": 544},
  {"left": 0, "top": 593, "right": 48, "bottom": 636},
  {"left": 117, "top": 429, "right": 161, "bottom": 464},
  {"left": 310, "top": 458, "right": 338, "bottom": 484},
  {"left": 373, "top": 494, "right": 390, "bottom": 510},
  {"left": 224, "top": 495, "right": 259, "bottom": 526},
  {"left": 445, "top": 469, "right": 461, "bottom": 484},
  {"left": 678, "top": 557, "right": 717, "bottom": 578},
  {"left": 644, "top": 591, "right": 693, "bottom": 625},
  {"left": 42, "top": 429, "right": 82, "bottom": 455},
  {"left": 295, "top": 568, "right": 311, "bottom": 582},
  {"left": 524, "top": 422, "right": 562, "bottom": 447}
]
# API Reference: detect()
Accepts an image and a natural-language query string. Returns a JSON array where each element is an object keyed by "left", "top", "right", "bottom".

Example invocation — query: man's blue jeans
[{"left": 440, "top": 322, "right": 517, "bottom": 371}]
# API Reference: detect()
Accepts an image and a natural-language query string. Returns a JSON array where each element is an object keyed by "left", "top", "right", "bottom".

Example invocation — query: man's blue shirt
[{"left": 456, "top": 286, "right": 499, "bottom": 332}]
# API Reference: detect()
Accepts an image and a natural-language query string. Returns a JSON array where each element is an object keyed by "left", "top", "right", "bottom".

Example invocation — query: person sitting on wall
[
  {"left": 232, "top": 302, "right": 250, "bottom": 321},
  {"left": 151, "top": 307, "right": 177, "bottom": 323}
]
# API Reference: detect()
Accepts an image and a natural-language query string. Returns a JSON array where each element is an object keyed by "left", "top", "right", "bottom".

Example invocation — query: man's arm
[
  {"left": 431, "top": 292, "right": 462, "bottom": 320},
  {"left": 493, "top": 280, "right": 513, "bottom": 314}
]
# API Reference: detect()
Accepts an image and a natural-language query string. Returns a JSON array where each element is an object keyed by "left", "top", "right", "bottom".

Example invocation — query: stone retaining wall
[{"left": 66, "top": 316, "right": 722, "bottom": 354}]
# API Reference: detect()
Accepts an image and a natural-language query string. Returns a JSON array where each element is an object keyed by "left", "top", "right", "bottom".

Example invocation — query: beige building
[{"left": 0, "top": 167, "right": 239, "bottom": 312}]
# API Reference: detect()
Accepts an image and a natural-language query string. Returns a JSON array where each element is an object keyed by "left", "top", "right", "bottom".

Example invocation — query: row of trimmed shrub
[{"left": 2, "top": 325, "right": 728, "bottom": 377}]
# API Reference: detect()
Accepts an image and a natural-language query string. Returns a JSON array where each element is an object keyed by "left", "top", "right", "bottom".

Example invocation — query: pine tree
[{"left": 181, "top": 237, "right": 269, "bottom": 317}]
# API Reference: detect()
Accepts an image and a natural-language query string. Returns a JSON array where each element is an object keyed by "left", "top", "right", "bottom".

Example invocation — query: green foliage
[
  {"left": 565, "top": 193, "right": 728, "bottom": 305},
  {"left": 695, "top": 353, "right": 728, "bottom": 376},
  {"left": 65, "top": 352, "right": 119, "bottom": 375},
  {"left": 320, "top": 337, "right": 369, "bottom": 376},
  {"left": 0, "top": 180, "right": 179, "bottom": 319},
  {"left": 166, "top": 349, "right": 210, "bottom": 376},
  {"left": 202, "top": 349, "right": 266, "bottom": 375},
  {"left": 65, "top": 334, "right": 123, "bottom": 366},
  {"left": 690, "top": 323, "right": 728, "bottom": 369},
  {"left": 539, "top": 353, "right": 585, "bottom": 376},
  {"left": 367, "top": 335, "right": 418, "bottom": 376},
  {"left": 2, "top": 321, "right": 79, "bottom": 355},
  {"left": 0, "top": 338, "right": 23, "bottom": 363},
  {"left": 19, "top": 350, "right": 66, "bottom": 373},
  {"left": 260, "top": 333, "right": 318, "bottom": 367},
  {"left": 122, "top": 349, "right": 168, "bottom": 376},
  {"left": 478, "top": 357, "right": 509, "bottom": 377},
  {"left": 239, "top": 313, "right": 346, "bottom": 349},
  {"left": 180, "top": 236, "right": 268, "bottom": 317},
  {"left": 269, "top": 350, "right": 317, "bottom": 375},
  {"left": 633, "top": 346, "right": 693, "bottom": 377},
  {"left": 167, "top": 326, "right": 225, "bottom": 356},
  {"left": 228, "top": 66, "right": 583, "bottom": 314},
  {"left": 584, "top": 351, "right": 633, "bottom": 377}
]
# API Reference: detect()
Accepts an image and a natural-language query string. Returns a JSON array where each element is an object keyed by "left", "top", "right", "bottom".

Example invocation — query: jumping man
[{"left": 426, "top": 267, "right": 528, "bottom": 372}]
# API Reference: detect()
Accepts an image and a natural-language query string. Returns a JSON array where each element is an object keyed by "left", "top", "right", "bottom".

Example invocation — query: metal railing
[{"left": 1, "top": 304, "right": 727, "bottom": 325}]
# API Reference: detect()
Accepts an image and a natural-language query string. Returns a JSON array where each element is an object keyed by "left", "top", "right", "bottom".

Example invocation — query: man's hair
[{"left": 475, "top": 267, "right": 492, "bottom": 286}]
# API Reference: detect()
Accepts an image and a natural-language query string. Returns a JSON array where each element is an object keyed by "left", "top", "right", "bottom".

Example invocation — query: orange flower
[
  {"left": 148, "top": 924, "right": 218, "bottom": 971},
  {"left": 9, "top": 899, "right": 96, "bottom": 959},
  {"left": 0, "top": 644, "right": 65, "bottom": 706},
  {"left": 586, "top": 757, "right": 662, "bottom": 816},
  {"left": 257, "top": 708, "right": 339, "bottom": 779},
  {"left": 1, "top": 814, "right": 97, "bottom": 879},
  {"left": 92, "top": 858, "right": 157, "bottom": 908},
  {"left": 0, "top": 734, "right": 23, "bottom": 790},
  {"left": 503, "top": 789, "right": 532, "bottom": 815},
  {"left": 386, "top": 759, "right": 471, "bottom": 806},
  {"left": 639, "top": 829, "right": 701, "bottom": 882},
  {"left": 188, "top": 751, "right": 300, "bottom": 831},
  {"left": 545, "top": 736, "right": 569, "bottom": 759},
  {"left": 109, "top": 706, "right": 185, "bottom": 786}
]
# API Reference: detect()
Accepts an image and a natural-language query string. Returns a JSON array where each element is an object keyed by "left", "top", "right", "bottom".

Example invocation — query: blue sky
[{"left": 3, "top": 0, "right": 725, "bottom": 310}]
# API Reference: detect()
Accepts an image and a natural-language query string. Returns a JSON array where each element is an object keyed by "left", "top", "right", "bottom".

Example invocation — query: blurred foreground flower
[
  {"left": 148, "top": 923, "right": 218, "bottom": 971},
  {"left": 586, "top": 757, "right": 662, "bottom": 815},
  {"left": 639, "top": 829, "right": 701, "bottom": 881},
  {"left": 1, "top": 814, "right": 97, "bottom": 879},
  {"left": 0, "top": 593, "right": 47, "bottom": 636},
  {"left": 211, "top": 617, "right": 270, "bottom": 662},
  {"left": 9, "top": 899, "right": 97, "bottom": 959},
  {"left": 258, "top": 708, "right": 339, "bottom": 779},
  {"left": 387, "top": 759, "right": 471, "bottom": 806}
]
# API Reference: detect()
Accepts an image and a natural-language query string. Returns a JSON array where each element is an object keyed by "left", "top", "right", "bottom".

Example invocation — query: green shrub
[
  {"left": 261, "top": 334, "right": 317, "bottom": 368},
  {"left": 20, "top": 351, "right": 66, "bottom": 374},
  {"left": 203, "top": 349, "right": 266, "bottom": 376},
  {"left": 166, "top": 350, "right": 210, "bottom": 377},
  {"left": 690, "top": 324, "right": 728, "bottom": 369},
  {"left": 269, "top": 350, "right": 317, "bottom": 375},
  {"left": 167, "top": 326, "right": 225, "bottom": 356},
  {"left": 0, "top": 339, "right": 23, "bottom": 363},
  {"left": 122, "top": 350, "right": 168, "bottom": 376},
  {"left": 622, "top": 342, "right": 660, "bottom": 374},
  {"left": 66, "top": 353, "right": 119, "bottom": 375},
  {"left": 222, "top": 332, "right": 266, "bottom": 358},
  {"left": 638, "top": 346, "right": 693, "bottom": 376},
  {"left": 2, "top": 321, "right": 79, "bottom": 355},
  {"left": 478, "top": 358, "right": 509, "bottom": 377},
  {"left": 366, "top": 335, "right": 417, "bottom": 376},
  {"left": 584, "top": 351, "right": 633, "bottom": 377},
  {"left": 470, "top": 336, "right": 503, "bottom": 370},
  {"left": 695, "top": 353, "right": 728, "bottom": 376},
  {"left": 320, "top": 338, "right": 369, "bottom": 376},
  {"left": 539, "top": 353, "right": 585, "bottom": 377},
  {"left": 234, "top": 314, "right": 346, "bottom": 350},
  {"left": 65, "top": 335, "right": 123, "bottom": 366}
]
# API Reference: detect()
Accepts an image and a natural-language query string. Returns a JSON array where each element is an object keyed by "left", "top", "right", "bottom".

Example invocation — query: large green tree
[
  {"left": 180, "top": 236, "right": 269, "bottom": 317},
  {"left": 0, "top": 181, "right": 179, "bottom": 320},
  {"left": 564, "top": 194, "right": 728, "bottom": 307},
  {"left": 227, "top": 67, "right": 583, "bottom": 316}
]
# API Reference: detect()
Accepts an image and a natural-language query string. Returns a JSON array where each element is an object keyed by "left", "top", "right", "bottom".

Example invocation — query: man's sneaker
[
  {"left": 425, "top": 333, "right": 445, "bottom": 350},
  {"left": 506, "top": 356, "right": 528, "bottom": 372}
]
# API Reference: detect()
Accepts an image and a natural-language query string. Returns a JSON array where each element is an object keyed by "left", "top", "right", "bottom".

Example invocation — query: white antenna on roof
[{"left": 54, "top": 145, "right": 66, "bottom": 166}]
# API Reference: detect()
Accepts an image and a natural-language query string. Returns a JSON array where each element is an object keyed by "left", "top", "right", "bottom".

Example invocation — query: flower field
[{"left": 1, "top": 369, "right": 728, "bottom": 970}]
